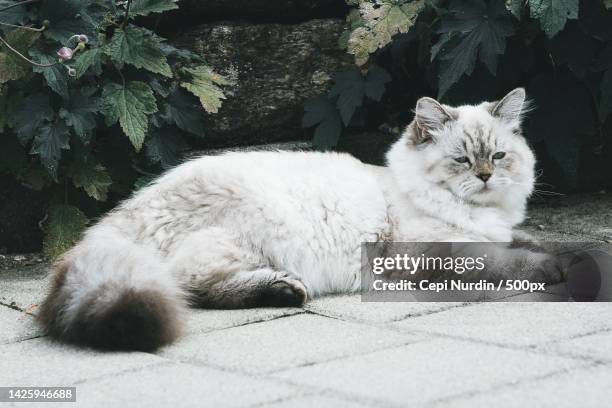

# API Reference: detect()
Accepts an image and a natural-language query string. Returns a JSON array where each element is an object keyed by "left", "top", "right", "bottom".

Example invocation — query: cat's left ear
[{"left": 491, "top": 88, "right": 526, "bottom": 125}]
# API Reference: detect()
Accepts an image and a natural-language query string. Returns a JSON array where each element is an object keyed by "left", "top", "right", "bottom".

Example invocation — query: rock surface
[{"left": 172, "top": 19, "right": 352, "bottom": 147}]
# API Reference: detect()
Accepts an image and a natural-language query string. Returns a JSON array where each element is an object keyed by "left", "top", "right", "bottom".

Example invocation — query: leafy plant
[
  {"left": 0, "top": 0, "right": 227, "bottom": 259},
  {"left": 306, "top": 0, "right": 612, "bottom": 192}
]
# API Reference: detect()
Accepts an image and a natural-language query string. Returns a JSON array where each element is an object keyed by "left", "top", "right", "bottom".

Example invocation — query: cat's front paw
[{"left": 260, "top": 275, "right": 307, "bottom": 307}]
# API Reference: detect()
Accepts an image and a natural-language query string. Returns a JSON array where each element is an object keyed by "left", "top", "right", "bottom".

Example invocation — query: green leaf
[
  {"left": 101, "top": 81, "right": 158, "bottom": 151},
  {"left": 145, "top": 126, "right": 188, "bottom": 168},
  {"left": 161, "top": 88, "right": 205, "bottom": 136},
  {"left": 14, "top": 93, "right": 54, "bottom": 145},
  {"left": 43, "top": 204, "right": 88, "bottom": 261},
  {"left": 529, "top": 0, "right": 578, "bottom": 38},
  {"left": 329, "top": 69, "right": 365, "bottom": 125},
  {"left": 180, "top": 65, "right": 229, "bottom": 114},
  {"left": 30, "top": 121, "right": 71, "bottom": 180},
  {"left": 30, "top": 48, "right": 69, "bottom": 97},
  {"left": 302, "top": 97, "right": 342, "bottom": 150},
  {"left": 328, "top": 66, "right": 391, "bottom": 126},
  {"left": 128, "top": 0, "right": 179, "bottom": 16},
  {"left": 71, "top": 159, "right": 112, "bottom": 201},
  {"left": 364, "top": 65, "right": 392, "bottom": 101},
  {"left": 72, "top": 48, "right": 103, "bottom": 79},
  {"left": 0, "top": 0, "right": 28, "bottom": 25},
  {"left": 434, "top": 0, "right": 515, "bottom": 97},
  {"left": 547, "top": 22, "right": 596, "bottom": 78},
  {"left": 107, "top": 26, "right": 172, "bottom": 77},
  {"left": 39, "top": 0, "right": 109, "bottom": 44},
  {"left": 606, "top": 0, "right": 612, "bottom": 9},
  {"left": 0, "top": 29, "right": 40, "bottom": 83},
  {"left": 59, "top": 88, "right": 99, "bottom": 143},
  {"left": 505, "top": 0, "right": 523, "bottom": 18},
  {"left": 347, "top": 0, "right": 425, "bottom": 66}
]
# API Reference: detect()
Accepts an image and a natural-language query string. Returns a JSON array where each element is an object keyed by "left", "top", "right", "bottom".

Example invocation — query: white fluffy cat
[{"left": 40, "top": 88, "right": 559, "bottom": 351}]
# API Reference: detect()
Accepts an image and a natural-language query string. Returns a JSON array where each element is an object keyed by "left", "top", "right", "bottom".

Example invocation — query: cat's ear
[
  {"left": 413, "top": 97, "right": 454, "bottom": 142},
  {"left": 491, "top": 88, "right": 526, "bottom": 125}
]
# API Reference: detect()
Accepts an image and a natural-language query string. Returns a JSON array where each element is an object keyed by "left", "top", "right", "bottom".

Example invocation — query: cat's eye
[
  {"left": 454, "top": 156, "right": 470, "bottom": 164},
  {"left": 492, "top": 151, "right": 506, "bottom": 160}
]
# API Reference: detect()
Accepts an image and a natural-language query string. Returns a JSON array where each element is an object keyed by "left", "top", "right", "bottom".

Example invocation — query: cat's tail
[{"left": 38, "top": 226, "right": 182, "bottom": 351}]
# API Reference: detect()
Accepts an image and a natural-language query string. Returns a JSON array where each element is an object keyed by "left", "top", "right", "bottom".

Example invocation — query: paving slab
[
  {"left": 305, "top": 294, "right": 467, "bottom": 323},
  {"left": 76, "top": 362, "right": 301, "bottom": 408},
  {"left": 272, "top": 337, "right": 584, "bottom": 406},
  {"left": 184, "top": 307, "right": 304, "bottom": 335},
  {"left": 161, "top": 313, "right": 423, "bottom": 375},
  {"left": 0, "top": 307, "right": 41, "bottom": 345},
  {"left": 541, "top": 330, "right": 612, "bottom": 362},
  {"left": 432, "top": 363, "right": 612, "bottom": 408},
  {"left": 0, "top": 338, "right": 167, "bottom": 386},
  {"left": 260, "top": 393, "right": 374, "bottom": 408},
  {"left": 393, "top": 303, "right": 612, "bottom": 347},
  {"left": 0, "top": 256, "right": 50, "bottom": 311}
]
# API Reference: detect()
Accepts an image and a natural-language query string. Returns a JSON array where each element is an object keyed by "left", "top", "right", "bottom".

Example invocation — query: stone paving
[{"left": 0, "top": 193, "right": 611, "bottom": 407}]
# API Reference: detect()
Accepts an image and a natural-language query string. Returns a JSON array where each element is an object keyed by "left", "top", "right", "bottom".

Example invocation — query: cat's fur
[{"left": 39, "top": 88, "right": 560, "bottom": 351}]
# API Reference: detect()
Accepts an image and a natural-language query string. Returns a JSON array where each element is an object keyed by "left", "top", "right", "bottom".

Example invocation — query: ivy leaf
[
  {"left": 180, "top": 65, "right": 229, "bottom": 114},
  {"left": 71, "top": 159, "right": 112, "bottom": 201},
  {"left": 72, "top": 48, "right": 103, "bottom": 79},
  {"left": 107, "top": 26, "right": 172, "bottom": 77},
  {"left": 128, "top": 0, "right": 179, "bottom": 16},
  {"left": 43, "top": 204, "right": 88, "bottom": 261},
  {"left": 59, "top": 89, "right": 99, "bottom": 143},
  {"left": 434, "top": 0, "right": 515, "bottom": 97},
  {"left": 0, "top": 29, "right": 40, "bottom": 83},
  {"left": 14, "top": 93, "right": 54, "bottom": 145},
  {"left": 161, "top": 88, "right": 205, "bottom": 136},
  {"left": 302, "top": 97, "right": 342, "bottom": 150},
  {"left": 30, "top": 48, "right": 69, "bottom": 97},
  {"left": 30, "top": 121, "right": 71, "bottom": 180},
  {"left": 145, "top": 127, "right": 188, "bottom": 168},
  {"left": 529, "top": 0, "right": 579, "bottom": 38},
  {"left": 328, "top": 66, "right": 391, "bottom": 125},
  {"left": 347, "top": 0, "right": 425, "bottom": 66},
  {"left": 102, "top": 81, "right": 158, "bottom": 151}
]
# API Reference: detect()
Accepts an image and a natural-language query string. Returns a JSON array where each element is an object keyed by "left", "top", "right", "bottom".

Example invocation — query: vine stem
[
  {"left": 0, "top": 21, "right": 45, "bottom": 31},
  {"left": 0, "top": 34, "right": 57, "bottom": 67},
  {"left": 120, "top": 0, "right": 133, "bottom": 29},
  {"left": 0, "top": 0, "right": 40, "bottom": 13}
]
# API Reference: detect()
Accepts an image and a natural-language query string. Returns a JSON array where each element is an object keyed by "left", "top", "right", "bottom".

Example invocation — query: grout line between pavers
[
  {"left": 181, "top": 309, "right": 307, "bottom": 339},
  {"left": 427, "top": 360, "right": 611, "bottom": 407},
  {"left": 72, "top": 360, "right": 176, "bottom": 386}
]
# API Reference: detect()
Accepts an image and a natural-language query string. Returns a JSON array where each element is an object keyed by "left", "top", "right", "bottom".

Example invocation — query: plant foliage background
[
  {"left": 1, "top": 0, "right": 612, "bottom": 256},
  {"left": 0, "top": 0, "right": 227, "bottom": 258},
  {"left": 304, "top": 0, "right": 612, "bottom": 194}
]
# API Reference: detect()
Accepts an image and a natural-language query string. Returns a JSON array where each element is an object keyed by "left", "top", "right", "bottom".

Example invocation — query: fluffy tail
[{"left": 38, "top": 229, "right": 182, "bottom": 351}]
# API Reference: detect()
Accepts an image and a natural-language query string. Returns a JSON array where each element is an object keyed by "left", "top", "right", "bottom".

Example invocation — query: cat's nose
[{"left": 476, "top": 173, "right": 491, "bottom": 182}]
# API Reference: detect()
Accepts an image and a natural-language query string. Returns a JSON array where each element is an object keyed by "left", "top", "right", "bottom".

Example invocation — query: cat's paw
[{"left": 259, "top": 275, "right": 307, "bottom": 307}]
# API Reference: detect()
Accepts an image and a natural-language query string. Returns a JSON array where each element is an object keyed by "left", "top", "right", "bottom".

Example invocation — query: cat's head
[{"left": 387, "top": 88, "right": 535, "bottom": 207}]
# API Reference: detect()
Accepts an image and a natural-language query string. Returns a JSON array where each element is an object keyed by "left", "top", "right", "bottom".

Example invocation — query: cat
[{"left": 39, "top": 88, "right": 561, "bottom": 351}]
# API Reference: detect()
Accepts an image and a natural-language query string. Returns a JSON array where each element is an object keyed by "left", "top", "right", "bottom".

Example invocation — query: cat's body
[{"left": 40, "top": 88, "right": 560, "bottom": 351}]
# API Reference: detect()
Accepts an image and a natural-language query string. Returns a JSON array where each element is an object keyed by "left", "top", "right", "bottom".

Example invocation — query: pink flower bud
[
  {"left": 77, "top": 34, "right": 89, "bottom": 43},
  {"left": 57, "top": 47, "right": 73, "bottom": 61}
]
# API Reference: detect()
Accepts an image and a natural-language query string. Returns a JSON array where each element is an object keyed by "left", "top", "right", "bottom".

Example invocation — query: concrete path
[{"left": 1, "top": 193, "right": 611, "bottom": 407}]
